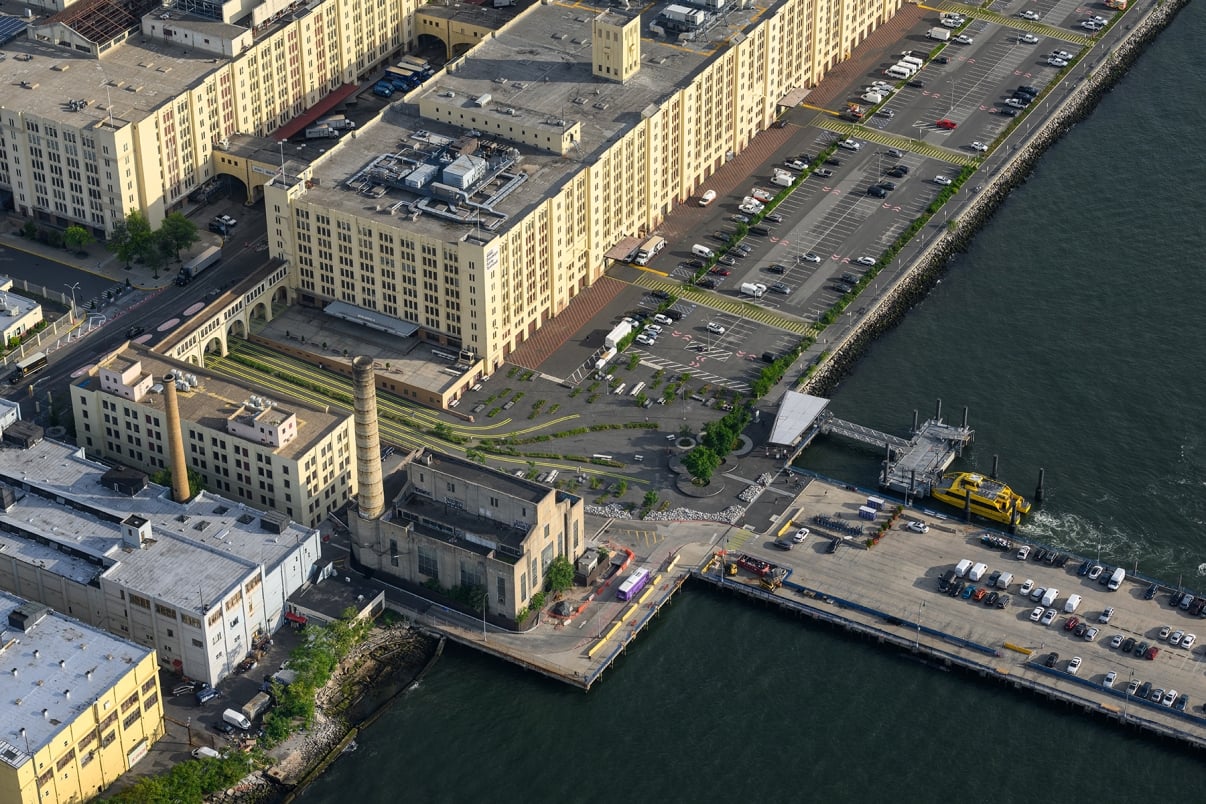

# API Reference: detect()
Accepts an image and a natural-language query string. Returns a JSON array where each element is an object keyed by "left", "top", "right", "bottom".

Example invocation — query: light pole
[
  {"left": 915, "top": 600, "right": 925, "bottom": 649},
  {"left": 1123, "top": 669, "right": 1134, "bottom": 722},
  {"left": 64, "top": 282, "right": 80, "bottom": 323}
]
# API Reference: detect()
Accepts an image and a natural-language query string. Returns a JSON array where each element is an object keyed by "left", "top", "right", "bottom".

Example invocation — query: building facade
[
  {"left": 264, "top": 0, "right": 903, "bottom": 371},
  {"left": 71, "top": 345, "right": 356, "bottom": 527},
  {"left": 351, "top": 449, "right": 584, "bottom": 623},
  {"left": 0, "top": 595, "right": 164, "bottom": 804}
]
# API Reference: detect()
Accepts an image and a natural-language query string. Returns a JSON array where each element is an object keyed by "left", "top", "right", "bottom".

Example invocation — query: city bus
[
  {"left": 616, "top": 568, "right": 651, "bottom": 601},
  {"left": 7, "top": 351, "right": 47, "bottom": 384}
]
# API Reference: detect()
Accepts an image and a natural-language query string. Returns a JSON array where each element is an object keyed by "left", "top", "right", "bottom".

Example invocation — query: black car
[
  {"left": 947, "top": 578, "right": 965, "bottom": 597},
  {"left": 1097, "top": 566, "right": 1113, "bottom": 584},
  {"left": 663, "top": 309, "right": 683, "bottom": 321},
  {"left": 1078, "top": 559, "right": 1092, "bottom": 576},
  {"left": 867, "top": 186, "right": 888, "bottom": 198},
  {"left": 125, "top": 325, "right": 146, "bottom": 338},
  {"left": 832, "top": 283, "right": 855, "bottom": 295},
  {"left": 999, "top": 107, "right": 1019, "bottom": 118},
  {"left": 765, "top": 213, "right": 783, "bottom": 223},
  {"left": 985, "top": 591, "right": 999, "bottom": 607},
  {"left": 212, "top": 721, "right": 236, "bottom": 736},
  {"left": 749, "top": 226, "right": 770, "bottom": 237},
  {"left": 208, "top": 221, "right": 230, "bottom": 235},
  {"left": 891, "top": 164, "right": 910, "bottom": 175},
  {"left": 907, "top": 80, "right": 926, "bottom": 88},
  {"left": 1055, "top": 554, "right": 1071, "bottom": 568},
  {"left": 769, "top": 282, "right": 791, "bottom": 294},
  {"left": 824, "top": 157, "right": 843, "bottom": 166},
  {"left": 1190, "top": 598, "right": 1206, "bottom": 616},
  {"left": 886, "top": 168, "right": 906, "bottom": 179},
  {"left": 1169, "top": 590, "right": 1186, "bottom": 608},
  {"left": 1137, "top": 681, "right": 1153, "bottom": 700},
  {"left": 996, "top": 594, "right": 1010, "bottom": 609},
  {"left": 697, "top": 278, "right": 717, "bottom": 289},
  {"left": 827, "top": 537, "right": 841, "bottom": 554},
  {"left": 878, "top": 181, "right": 897, "bottom": 191},
  {"left": 710, "top": 231, "right": 730, "bottom": 242},
  {"left": 767, "top": 264, "right": 787, "bottom": 274},
  {"left": 1074, "top": 622, "right": 1088, "bottom": 638},
  {"left": 987, "top": 570, "right": 1002, "bottom": 587},
  {"left": 1144, "top": 583, "right": 1159, "bottom": 600},
  {"left": 935, "top": 55, "right": 950, "bottom": 64},
  {"left": 1017, "top": 85, "right": 1039, "bottom": 97},
  {"left": 1133, "top": 640, "right": 1149, "bottom": 657},
  {"left": 1033, "top": 548, "right": 1048, "bottom": 562},
  {"left": 1044, "top": 652, "right": 1059, "bottom": 668}
]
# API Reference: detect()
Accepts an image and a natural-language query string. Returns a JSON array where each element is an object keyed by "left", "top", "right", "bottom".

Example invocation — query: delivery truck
[
  {"left": 177, "top": 246, "right": 221, "bottom": 285},
  {"left": 740, "top": 282, "right": 766, "bottom": 298},
  {"left": 928, "top": 27, "right": 951, "bottom": 41}
]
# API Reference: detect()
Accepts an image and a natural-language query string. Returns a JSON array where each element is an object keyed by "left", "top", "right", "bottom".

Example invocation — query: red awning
[
  {"left": 284, "top": 611, "right": 308, "bottom": 624},
  {"left": 271, "top": 84, "right": 360, "bottom": 141}
]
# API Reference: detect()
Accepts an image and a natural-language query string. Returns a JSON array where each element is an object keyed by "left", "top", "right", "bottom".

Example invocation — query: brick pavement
[
  {"left": 508, "top": 276, "right": 626, "bottom": 370},
  {"left": 805, "top": 5, "right": 929, "bottom": 108}
]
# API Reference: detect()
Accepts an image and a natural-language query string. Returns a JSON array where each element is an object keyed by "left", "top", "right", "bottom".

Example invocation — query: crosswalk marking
[
  {"left": 631, "top": 275, "right": 818, "bottom": 337},
  {"left": 814, "top": 117, "right": 978, "bottom": 165},
  {"left": 933, "top": 2, "right": 1095, "bottom": 46}
]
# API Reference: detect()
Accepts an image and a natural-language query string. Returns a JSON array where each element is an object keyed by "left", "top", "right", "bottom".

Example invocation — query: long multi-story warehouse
[
  {"left": 0, "top": 433, "right": 324, "bottom": 685},
  {"left": 71, "top": 344, "right": 356, "bottom": 527},
  {"left": 0, "top": 593, "right": 164, "bottom": 804},
  {"left": 264, "top": 0, "right": 902, "bottom": 371},
  {"left": 0, "top": 0, "right": 422, "bottom": 235}
]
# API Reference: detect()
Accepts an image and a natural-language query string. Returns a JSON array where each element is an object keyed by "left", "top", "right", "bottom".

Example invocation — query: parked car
[
  {"left": 765, "top": 212, "right": 784, "bottom": 223},
  {"left": 792, "top": 527, "right": 810, "bottom": 544},
  {"left": 706, "top": 322, "right": 726, "bottom": 335},
  {"left": 767, "top": 264, "right": 787, "bottom": 274},
  {"left": 1083, "top": 627, "right": 1098, "bottom": 642},
  {"left": 1109, "top": 634, "right": 1124, "bottom": 649},
  {"left": 1181, "top": 633, "right": 1196, "bottom": 649},
  {"left": 1043, "top": 651, "right": 1059, "bottom": 668},
  {"left": 1144, "top": 583, "right": 1159, "bottom": 599},
  {"left": 1121, "top": 637, "right": 1136, "bottom": 653},
  {"left": 1018, "top": 33, "right": 1040, "bottom": 44},
  {"left": 814, "top": 169, "right": 834, "bottom": 179},
  {"left": 1029, "top": 606, "right": 1045, "bottom": 622},
  {"left": 1098, "top": 607, "right": 1114, "bottom": 624},
  {"left": 1040, "top": 608, "right": 1058, "bottom": 626},
  {"left": 955, "top": 34, "right": 974, "bottom": 45},
  {"left": 971, "top": 141, "right": 989, "bottom": 153},
  {"left": 906, "top": 520, "right": 929, "bottom": 533},
  {"left": 1019, "top": 578, "right": 1035, "bottom": 596},
  {"left": 856, "top": 256, "right": 876, "bottom": 266},
  {"left": 1064, "top": 616, "right": 1080, "bottom": 632},
  {"left": 803, "top": 252, "right": 822, "bottom": 263},
  {"left": 1067, "top": 656, "right": 1082, "bottom": 675},
  {"left": 934, "top": 175, "right": 953, "bottom": 186},
  {"left": 935, "top": 119, "right": 958, "bottom": 130},
  {"left": 1158, "top": 625, "right": 1172, "bottom": 640}
]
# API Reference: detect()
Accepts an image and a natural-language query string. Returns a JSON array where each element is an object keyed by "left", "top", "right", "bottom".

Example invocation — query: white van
[
  {"left": 968, "top": 562, "right": 987, "bottom": 582},
  {"left": 1041, "top": 588, "right": 1060, "bottom": 607},
  {"left": 900, "top": 56, "right": 924, "bottom": 69},
  {"left": 954, "top": 559, "right": 973, "bottom": 578},
  {"left": 692, "top": 244, "right": 715, "bottom": 259},
  {"left": 699, "top": 189, "right": 717, "bottom": 206},
  {"left": 1107, "top": 567, "right": 1125, "bottom": 591},
  {"left": 996, "top": 572, "right": 1013, "bottom": 590},
  {"left": 885, "top": 66, "right": 911, "bottom": 80},
  {"left": 1064, "top": 594, "right": 1082, "bottom": 613},
  {"left": 222, "top": 708, "right": 252, "bottom": 731},
  {"left": 192, "top": 746, "right": 222, "bottom": 760}
]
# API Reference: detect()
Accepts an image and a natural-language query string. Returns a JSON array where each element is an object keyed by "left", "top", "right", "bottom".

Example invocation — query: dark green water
[{"left": 303, "top": 7, "right": 1206, "bottom": 798}]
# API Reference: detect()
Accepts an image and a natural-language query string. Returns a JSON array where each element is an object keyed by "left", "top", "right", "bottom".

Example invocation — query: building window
[
  {"left": 417, "top": 546, "right": 438, "bottom": 580},
  {"left": 496, "top": 576, "right": 506, "bottom": 606},
  {"left": 389, "top": 539, "right": 399, "bottom": 567}
]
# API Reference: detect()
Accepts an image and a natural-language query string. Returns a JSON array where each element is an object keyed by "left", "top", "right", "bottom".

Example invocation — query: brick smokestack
[
  {"left": 352, "top": 356, "right": 384, "bottom": 519},
  {"left": 162, "top": 373, "right": 192, "bottom": 504}
]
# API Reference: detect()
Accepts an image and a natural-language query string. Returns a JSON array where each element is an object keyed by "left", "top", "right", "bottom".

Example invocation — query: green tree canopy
[
  {"left": 63, "top": 225, "right": 94, "bottom": 254},
  {"left": 544, "top": 555, "right": 574, "bottom": 594},
  {"left": 161, "top": 211, "right": 200, "bottom": 259},
  {"left": 682, "top": 445, "right": 720, "bottom": 485}
]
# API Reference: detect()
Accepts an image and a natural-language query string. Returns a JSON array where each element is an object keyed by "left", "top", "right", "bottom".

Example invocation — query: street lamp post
[
  {"left": 64, "top": 282, "right": 80, "bottom": 323},
  {"left": 915, "top": 600, "right": 925, "bottom": 650}
]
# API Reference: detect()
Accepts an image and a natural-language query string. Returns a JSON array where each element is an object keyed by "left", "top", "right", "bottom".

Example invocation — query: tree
[
  {"left": 544, "top": 555, "right": 574, "bottom": 594},
  {"left": 109, "top": 211, "right": 153, "bottom": 267},
  {"left": 160, "top": 212, "right": 200, "bottom": 260},
  {"left": 147, "top": 229, "right": 175, "bottom": 279},
  {"left": 63, "top": 225, "right": 94, "bottom": 254},
  {"left": 682, "top": 446, "right": 720, "bottom": 485}
]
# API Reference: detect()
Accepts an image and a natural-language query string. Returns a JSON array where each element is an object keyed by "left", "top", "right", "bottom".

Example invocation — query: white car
[
  {"left": 1019, "top": 578, "right": 1035, "bottom": 596},
  {"left": 1052, "top": 50, "right": 1075, "bottom": 60},
  {"left": 1067, "top": 656, "right": 1082, "bottom": 674},
  {"left": 1019, "top": 33, "right": 1039, "bottom": 44},
  {"left": 215, "top": 214, "right": 238, "bottom": 227},
  {"left": 1170, "top": 629, "right": 1185, "bottom": 646},
  {"left": 934, "top": 176, "right": 953, "bottom": 186},
  {"left": 1048, "top": 57, "right": 1069, "bottom": 68},
  {"left": 1097, "top": 607, "right": 1114, "bottom": 624},
  {"left": 940, "top": 17, "right": 963, "bottom": 28},
  {"left": 1040, "top": 608, "right": 1058, "bottom": 626},
  {"left": 1103, "top": 671, "right": 1117, "bottom": 688},
  {"left": 837, "top": 138, "right": 862, "bottom": 151},
  {"left": 1083, "top": 627, "right": 1098, "bottom": 642},
  {"left": 784, "top": 159, "right": 808, "bottom": 171},
  {"left": 792, "top": 527, "right": 810, "bottom": 544},
  {"left": 905, "top": 520, "right": 930, "bottom": 533},
  {"left": 645, "top": 324, "right": 663, "bottom": 335},
  {"left": 971, "top": 141, "right": 989, "bottom": 153},
  {"left": 1020, "top": 10, "right": 1041, "bottom": 20},
  {"left": 955, "top": 34, "right": 974, "bottom": 45},
  {"left": 1029, "top": 605, "right": 1045, "bottom": 622},
  {"left": 856, "top": 256, "right": 876, "bottom": 266},
  {"left": 1080, "top": 20, "right": 1101, "bottom": 30},
  {"left": 1162, "top": 689, "right": 1177, "bottom": 706},
  {"left": 652, "top": 314, "right": 673, "bottom": 326},
  {"left": 803, "top": 252, "right": 822, "bottom": 263},
  {"left": 706, "top": 322, "right": 726, "bottom": 335},
  {"left": 1109, "top": 634, "right": 1124, "bottom": 649},
  {"left": 1182, "top": 633, "right": 1197, "bottom": 649},
  {"left": 636, "top": 334, "right": 656, "bottom": 346}
]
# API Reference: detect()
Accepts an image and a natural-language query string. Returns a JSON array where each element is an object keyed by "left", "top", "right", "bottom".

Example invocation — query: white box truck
[
  {"left": 771, "top": 171, "right": 794, "bottom": 187},
  {"left": 954, "top": 559, "right": 973, "bottom": 578},
  {"left": 968, "top": 562, "right": 987, "bottom": 582},
  {"left": 928, "top": 27, "right": 951, "bottom": 41},
  {"left": 740, "top": 282, "right": 767, "bottom": 298}
]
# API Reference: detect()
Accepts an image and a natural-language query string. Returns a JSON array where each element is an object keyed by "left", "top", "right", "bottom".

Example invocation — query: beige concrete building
[
  {"left": 351, "top": 448, "right": 585, "bottom": 623},
  {"left": 264, "top": 0, "right": 902, "bottom": 370},
  {"left": 0, "top": 593, "right": 164, "bottom": 804},
  {"left": 0, "top": 0, "right": 422, "bottom": 235},
  {"left": 70, "top": 344, "right": 356, "bottom": 526},
  {"left": 0, "top": 279, "right": 44, "bottom": 348}
]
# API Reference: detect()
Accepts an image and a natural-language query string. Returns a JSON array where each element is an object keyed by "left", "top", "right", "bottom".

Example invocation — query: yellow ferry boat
[{"left": 930, "top": 472, "right": 1032, "bottom": 524}]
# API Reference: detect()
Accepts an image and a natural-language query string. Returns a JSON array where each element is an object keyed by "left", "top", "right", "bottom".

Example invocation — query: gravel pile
[
  {"left": 587, "top": 504, "right": 746, "bottom": 524},
  {"left": 738, "top": 484, "right": 762, "bottom": 503},
  {"left": 757, "top": 472, "right": 774, "bottom": 486},
  {"left": 586, "top": 503, "right": 632, "bottom": 518}
]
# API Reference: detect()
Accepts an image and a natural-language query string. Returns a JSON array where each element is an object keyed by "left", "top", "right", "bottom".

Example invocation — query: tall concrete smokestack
[
  {"left": 162, "top": 372, "right": 191, "bottom": 503},
  {"left": 352, "top": 356, "right": 384, "bottom": 520}
]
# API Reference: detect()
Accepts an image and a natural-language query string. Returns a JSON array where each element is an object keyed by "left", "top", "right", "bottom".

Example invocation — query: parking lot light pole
[
  {"left": 915, "top": 600, "right": 924, "bottom": 650},
  {"left": 64, "top": 282, "right": 80, "bottom": 323}
]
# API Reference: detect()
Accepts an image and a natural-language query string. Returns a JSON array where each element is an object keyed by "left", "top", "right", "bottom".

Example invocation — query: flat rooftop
[
  {"left": 0, "top": 591, "right": 154, "bottom": 767},
  {"left": 0, "top": 21, "right": 223, "bottom": 128},
  {"left": 0, "top": 438, "right": 318, "bottom": 610},
  {"left": 77, "top": 344, "right": 349, "bottom": 461},
  {"left": 290, "top": 0, "right": 770, "bottom": 239}
]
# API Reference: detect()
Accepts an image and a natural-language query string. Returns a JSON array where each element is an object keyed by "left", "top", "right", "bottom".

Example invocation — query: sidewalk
[{"left": 1, "top": 215, "right": 197, "bottom": 292}]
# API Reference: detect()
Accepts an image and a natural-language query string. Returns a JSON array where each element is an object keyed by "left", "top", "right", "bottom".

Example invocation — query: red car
[
  {"left": 1063, "top": 615, "right": 1080, "bottom": 632},
  {"left": 935, "top": 119, "right": 958, "bottom": 130},
  {"left": 1145, "top": 645, "right": 1159, "bottom": 660},
  {"left": 710, "top": 267, "right": 732, "bottom": 276}
]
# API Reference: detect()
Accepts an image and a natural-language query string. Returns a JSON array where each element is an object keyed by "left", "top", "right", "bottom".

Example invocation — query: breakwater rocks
[
  {"left": 804, "top": 0, "right": 1189, "bottom": 396},
  {"left": 586, "top": 502, "right": 747, "bottom": 523}
]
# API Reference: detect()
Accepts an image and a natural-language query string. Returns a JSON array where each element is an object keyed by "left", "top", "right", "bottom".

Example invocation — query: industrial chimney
[
  {"left": 162, "top": 372, "right": 192, "bottom": 503},
  {"left": 352, "top": 356, "right": 384, "bottom": 519}
]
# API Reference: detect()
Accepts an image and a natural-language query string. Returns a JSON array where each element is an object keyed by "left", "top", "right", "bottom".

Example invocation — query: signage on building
[{"left": 128, "top": 739, "right": 150, "bottom": 766}]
